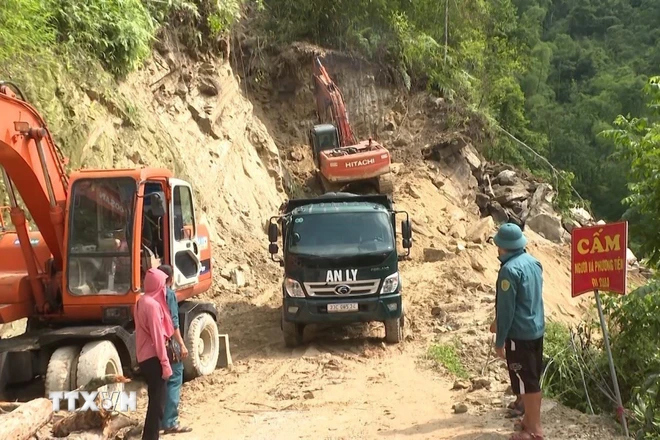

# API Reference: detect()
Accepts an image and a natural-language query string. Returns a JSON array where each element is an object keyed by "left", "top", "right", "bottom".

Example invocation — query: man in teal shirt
[
  {"left": 492, "top": 223, "right": 545, "bottom": 440},
  {"left": 157, "top": 265, "right": 192, "bottom": 434}
]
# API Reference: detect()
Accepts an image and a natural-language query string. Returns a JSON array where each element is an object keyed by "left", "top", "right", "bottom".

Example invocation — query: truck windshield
[
  {"left": 67, "top": 177, "right": 136, "bottom": 296},
  {"left": 288, "top": 211, "right": 394, "bottom": 257}
]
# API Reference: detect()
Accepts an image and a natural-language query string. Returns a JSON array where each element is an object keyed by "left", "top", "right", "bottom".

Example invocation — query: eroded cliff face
[{"left": 0, "top": 33, "right": 288, "bottom": 325}]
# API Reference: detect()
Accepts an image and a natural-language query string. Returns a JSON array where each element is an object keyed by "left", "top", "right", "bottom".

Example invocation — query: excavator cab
[
  {"left": 64, "top": 173, "right": 207, "bottom": 306},
  {"left": 309, "top": 124, "right": 341, "bottom": 163}
]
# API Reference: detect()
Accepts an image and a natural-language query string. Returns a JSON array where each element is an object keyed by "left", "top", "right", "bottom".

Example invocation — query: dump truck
[
  {"left": 309, "top": 57, "right": 394, "bottom": 195},
  {"left": 267, "top": 192, "right": 412, "bottom": 347},
  {"left": 0, "top": 81, "right": 221, "bottom": 399}
]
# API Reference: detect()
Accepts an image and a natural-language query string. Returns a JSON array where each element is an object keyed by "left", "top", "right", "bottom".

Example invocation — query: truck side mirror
[
  {"left": 401, "top": 220, "right": 412, "bottom": 240},
  {"left": 268, "top": 222, "right": 278, "bottom": 243},
  {"left": 269, "top": 243, "right": 279, "bottom": 254},
  {"left": 403, "top": 238, "right": 412, "bottom": 249}
]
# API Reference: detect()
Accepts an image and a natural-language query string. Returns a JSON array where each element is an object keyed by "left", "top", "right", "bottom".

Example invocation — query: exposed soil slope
[{"left": 2, "top": 36, "right": 643, "bottom": 439}]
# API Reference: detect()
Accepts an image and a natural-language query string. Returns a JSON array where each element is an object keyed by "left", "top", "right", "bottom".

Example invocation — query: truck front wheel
[
  {"left": 183, "top": 313, "right": 220, "bottom": 381},
  {"left": 281, "top": 312, "right": 304, "bottom": 348},
  {"left": 384, "top": 314, "right": 404, "bottom": 344}
]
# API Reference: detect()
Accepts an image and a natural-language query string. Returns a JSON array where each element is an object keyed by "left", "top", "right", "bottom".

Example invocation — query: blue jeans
[{"left": 161, "top": 361, "right": 184, "bottom": 429}]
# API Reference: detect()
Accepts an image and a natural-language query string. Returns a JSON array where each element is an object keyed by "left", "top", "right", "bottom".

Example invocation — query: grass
[{"left": 426, "top": 343, "right": 469, "bottom": 379}]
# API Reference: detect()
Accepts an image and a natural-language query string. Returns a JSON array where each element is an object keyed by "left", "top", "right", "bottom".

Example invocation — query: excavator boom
[
  {"left": 0, "top": 82, "right": 68, "bottom": 266},
  {"left": 309, "top": 58, "right": 393, "bottom": 195},
  {"left": 312, "top": 57, "right": 356, "bottom": 147}
]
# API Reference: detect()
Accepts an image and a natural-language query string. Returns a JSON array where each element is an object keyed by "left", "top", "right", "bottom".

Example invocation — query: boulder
[
  {"left": 424, "top": 247, "right": 455, "bottom": 262},
  {"left": 448, "top": 222, "right": 467, "bottom": 239},
  {"left": 466, "top": 216, "right": 496, "bottom": 244},
  {"left": 492, "top": 183, "right": 529, "bottom": 205},
  {"left": 570, "top": 207, "right": 593, "bottom": 226},
  {"left": 526, "top": 213, "right": 565, "bottom": 243},
  {"left": 288, "top": 150, "right": 304, "bottom": 161},
  {"left": 528, "top": 183, "right": 555, "bottom": 217},
  {"left": 562, "top": 218, "right": 581, "bottom": 233},
  {"left": 487, "top": 201, "right": 509, "bottom": 224},
  {"left": 495, "top": 170, "right": 517, "bottom": 186},
  {"left": 475, "top": 193, "right": 490, "bottom": 210},
  {"left": 230, "top": 268, "right": 246, "bottom": 287},
  {"left": 461, "top": 144, "right": 482, "bottom": 172},
  {"left": 199, "top": 76, "right": 220, "bottom": 96}
]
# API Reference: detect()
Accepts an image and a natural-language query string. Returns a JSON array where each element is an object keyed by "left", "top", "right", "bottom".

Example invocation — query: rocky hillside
[{"left": 0, "top": 33, "right": 647, "bottom": 439}]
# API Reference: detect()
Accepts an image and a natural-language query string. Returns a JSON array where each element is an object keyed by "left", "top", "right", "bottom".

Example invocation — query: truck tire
[
  {"left": 76, "top": 340, "right": 124, "bottom": 393},
  {"left": 384, "top": 313, "right": 405, "bottom": 344},
  {"left": 377, "top": 173, "right": 394, "bottom": 195},
  {"left": 183, "top": 313, "right": 220, "bottom": 381},
  {"left": 282, "top": 311, "right": 304, "bottom": 348},
  {"left": 45, "top": 345, "right": 81, "bottom": 395}
]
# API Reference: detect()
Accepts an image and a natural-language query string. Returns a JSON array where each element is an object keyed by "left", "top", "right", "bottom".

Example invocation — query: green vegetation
[
  {"left": 257, "top": 0, "right": 660, "bottom": 226},
  {"left": 426, "top": 343, "right": 468, "bottom": 379},
  {"left": 0, "top": 0, "right": 250, "bottom": 75},
  {"left": 542, "top": 292, "right": 660, "bottom": 438}
]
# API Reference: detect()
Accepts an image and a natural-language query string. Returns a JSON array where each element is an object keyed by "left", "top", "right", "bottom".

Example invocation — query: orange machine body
[
  {"left": 0, "top": 82, "right": 212, "bottom": 326},
  {"left": 319, "top": 139, "right": 391, "bottom": 183}
]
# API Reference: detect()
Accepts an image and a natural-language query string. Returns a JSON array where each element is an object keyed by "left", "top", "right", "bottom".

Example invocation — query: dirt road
[{"left": 159, "top": 258, "right": 623, "bottom": 440}]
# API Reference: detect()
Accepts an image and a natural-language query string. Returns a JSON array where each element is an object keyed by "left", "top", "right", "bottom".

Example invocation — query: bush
[
  {"left": 50, "top": 0, "right": 156, "bottom": 75},
  {"left": 426, "top": 343, "right": 468, "bottom": 379},
  {"left": 0, "top": 0, "right": 56, "bottom": 63},
  {"left": 541, "top": 285, "right": 660, "bottom": 438}
]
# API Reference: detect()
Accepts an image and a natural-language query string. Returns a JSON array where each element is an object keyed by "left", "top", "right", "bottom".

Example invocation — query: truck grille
[{"left": 304, "top": 279, "right": 380, "bottom": 297}]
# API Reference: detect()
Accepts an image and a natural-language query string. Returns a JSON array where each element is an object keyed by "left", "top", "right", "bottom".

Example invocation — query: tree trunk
[{"left": 0, "top": 398, "right": 52, "bottom": 440}]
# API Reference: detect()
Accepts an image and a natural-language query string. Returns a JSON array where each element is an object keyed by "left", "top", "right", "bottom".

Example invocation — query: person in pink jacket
[{"left": 134, "top": 268, "right": 174, "bottom": 440}]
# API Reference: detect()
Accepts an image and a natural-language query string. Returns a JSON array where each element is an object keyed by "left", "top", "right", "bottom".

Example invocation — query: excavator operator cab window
[
  {"left": 316, "top": 131, "right": 339, "bottom": 152},
  {"left": 67, "top": 177, "right": 136, "bottom": 296}
]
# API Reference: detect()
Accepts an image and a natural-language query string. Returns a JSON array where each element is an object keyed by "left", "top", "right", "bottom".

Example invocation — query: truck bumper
[{"left": 283, "top": 293, "right": 402, "bottom": 325}]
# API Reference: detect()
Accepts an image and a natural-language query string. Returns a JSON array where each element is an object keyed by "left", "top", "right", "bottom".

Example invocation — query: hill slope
[{"left": 1, "top": 34, "right": 640, "bottom": 439}]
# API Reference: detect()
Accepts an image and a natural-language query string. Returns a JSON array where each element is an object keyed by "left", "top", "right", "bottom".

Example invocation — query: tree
[{"left": 600, "top": 76, "right": 660, "bottom": 267}]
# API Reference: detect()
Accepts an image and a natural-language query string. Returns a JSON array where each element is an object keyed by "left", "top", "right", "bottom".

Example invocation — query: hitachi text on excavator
[
  {"left": 308, "top": 57, "right": 394, "bottom": 195},
  {"left": 0, "top": 81, "right": 222, "bottom": 399}
]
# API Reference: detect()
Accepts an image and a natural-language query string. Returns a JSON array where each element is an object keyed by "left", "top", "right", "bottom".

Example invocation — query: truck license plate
[{"left": 327, "top": 303, "right": 358, "bottom": 313}]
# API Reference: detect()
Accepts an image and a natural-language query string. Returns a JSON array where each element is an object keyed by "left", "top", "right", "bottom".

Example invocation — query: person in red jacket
[{"left": 134, "top": 268, "right": 174, "bottom": 440}]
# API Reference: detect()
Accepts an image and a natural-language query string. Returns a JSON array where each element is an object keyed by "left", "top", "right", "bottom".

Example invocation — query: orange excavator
[
  {"left": 0, "top": 81, "right": 221, "bottom": 398},
  {"left": 309, "top": 57, "right": 394, "bottom": 195}
]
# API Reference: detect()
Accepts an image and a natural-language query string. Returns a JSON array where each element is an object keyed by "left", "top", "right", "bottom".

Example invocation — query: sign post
[{"left": 571, "top": 221, "right": 629, "bottom": 437}]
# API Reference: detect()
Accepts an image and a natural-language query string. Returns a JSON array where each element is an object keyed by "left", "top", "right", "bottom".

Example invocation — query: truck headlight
[
  {"left": 284, "top": 278, "right": 305, "bottom": 297},
  {"left": 380, "top": 272, "right": 400, "bottom": 294}
]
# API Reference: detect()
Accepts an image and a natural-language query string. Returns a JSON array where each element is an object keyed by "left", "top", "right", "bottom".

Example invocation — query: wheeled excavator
[
  {"left": 309, "top": 57, "right": 394, "bottom": 195},
  {"left": 0, "top": 81, "right": 221, "bottom": 399}
]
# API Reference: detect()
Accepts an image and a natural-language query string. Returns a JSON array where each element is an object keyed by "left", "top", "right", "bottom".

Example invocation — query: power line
[{"left": 495, "top": 123, "right": 594, "bottom": 218}]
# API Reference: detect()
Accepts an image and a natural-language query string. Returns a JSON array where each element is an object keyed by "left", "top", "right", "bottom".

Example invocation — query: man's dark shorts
[{"left": 505, "top": 337, "right": 544, "bottom": 395}]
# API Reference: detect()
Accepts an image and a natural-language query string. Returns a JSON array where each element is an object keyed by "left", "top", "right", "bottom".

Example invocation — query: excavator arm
[
  {"left": 0, "top": 81, "right": 69, "bottom": 312},
  {"left": 312, "top": 57, "right": 357, "bottom": 147}
]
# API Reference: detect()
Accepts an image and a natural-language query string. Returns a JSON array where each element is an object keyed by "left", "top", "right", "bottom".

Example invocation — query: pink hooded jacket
[{"left": 134, "top": 268, "right": 174, "bottom": 378}]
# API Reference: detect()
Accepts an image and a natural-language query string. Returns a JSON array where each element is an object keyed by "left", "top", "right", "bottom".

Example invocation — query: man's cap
[{"left": 493, "top": 222, "right": 527, "bottom": 250}]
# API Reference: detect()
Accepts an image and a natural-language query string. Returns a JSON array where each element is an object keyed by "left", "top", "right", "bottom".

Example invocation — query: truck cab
[{"left": 268, "top": 192, "right": 412, "bottom": 347}]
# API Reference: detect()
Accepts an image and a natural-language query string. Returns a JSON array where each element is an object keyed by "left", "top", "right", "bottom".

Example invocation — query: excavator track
[{"left": 318, "top": 171, "right": 344, "bottom": 194}]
